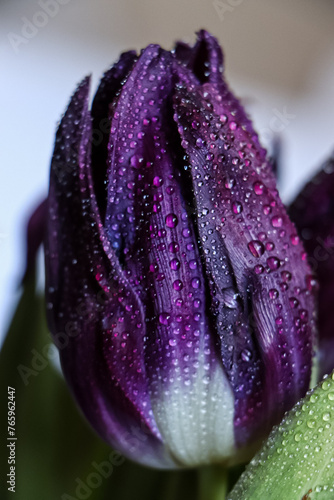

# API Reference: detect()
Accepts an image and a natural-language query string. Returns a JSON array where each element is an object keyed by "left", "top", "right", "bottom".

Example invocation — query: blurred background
[
  {"left": 1, "top": 0, "right": 334, "bottom": 340},
  {"left": 1, "top": 1, "right": 334, "bottom": 498}
]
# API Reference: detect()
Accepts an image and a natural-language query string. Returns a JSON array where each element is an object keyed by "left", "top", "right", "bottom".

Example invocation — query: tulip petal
[
  {"left": 104, "top": 46, "right": 236, "bottom": 465},
  {"left": 174, "top": 30, "right": 224, "bottom": 85},
  {"left": 289, "top": 153, "right": 334, "bottom": 378},
  {"left": 22, "top": 198, "right": 47, "bottom": 283},
  {"left": 91, "top": 51, "right": 137, "bottom": 217},
  {"left": 45, "top": 78, "right": 174, "bottom": 468},
  {"left": 173, "top": 81, "right": 316, "bottom": 447}
]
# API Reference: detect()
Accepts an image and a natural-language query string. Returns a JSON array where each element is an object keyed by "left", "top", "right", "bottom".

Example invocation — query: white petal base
[{"left": 151, "top": 355, "right": 235, "bottom": 467}]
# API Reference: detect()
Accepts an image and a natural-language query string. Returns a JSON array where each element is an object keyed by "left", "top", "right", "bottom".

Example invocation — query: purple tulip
[
  {"left": 45, "top": 30, "right": 316, "bottom": 468},
  {"left": 290, "top": 153, "right": 334, "bottom": 379}
]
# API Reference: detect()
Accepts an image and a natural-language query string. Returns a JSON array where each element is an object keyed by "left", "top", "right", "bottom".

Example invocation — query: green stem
[{"left": 198, "top": 465, "right": 228, "bottom": 500}]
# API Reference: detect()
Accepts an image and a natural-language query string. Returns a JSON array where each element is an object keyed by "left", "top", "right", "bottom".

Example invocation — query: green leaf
[
  {"left": 0, "top": 278, "right": 114, "bottom": 500},
  {"left": 228, "top": 373, "right": 334, "bottom": 500},
  {"left": 0, "top": 278, "right": 200, "bottom": 500}
]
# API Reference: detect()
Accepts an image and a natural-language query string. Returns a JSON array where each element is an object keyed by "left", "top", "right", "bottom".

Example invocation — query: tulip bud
[{"left": 45, "top": 30, "right": 316, "bottom": 468}]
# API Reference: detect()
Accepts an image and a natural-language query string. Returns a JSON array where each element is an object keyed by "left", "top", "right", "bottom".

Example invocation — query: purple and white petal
[
  {"left": 45, "top": 78, "right": 174, "bottom": 468},
  {"left": 173, "top": 80, "right": 316, "bottom": 447},
  {"left": 105, "top": 45, "right": 236, "bottom": 466}
]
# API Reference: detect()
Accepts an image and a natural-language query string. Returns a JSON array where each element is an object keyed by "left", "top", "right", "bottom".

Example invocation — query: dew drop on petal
[
  {"left": 153, "top": 176, "right": 163, "bottom": 187},
  {"left": 254, "top": 264, "right": 264, "bottom": 274},
  {"left": 267, "top": 256, "right": 280, "bottom": 270},
  {"left": 159, "top": 312, "right": 171, "bottom": 325},
  {"left": 170, "top": 258, "right": 180, "bottom": 270},
  {"left": 165, "top": 213, "right": 178, "bottom": 228},
  {"left": 271, "top": 216, "right": 283, "bottom": 228},
  {"left": 248, "top": 240, "right": 265, "bottom": 258},
  {"left": 290, "top": 233, "right": 300, "bottom": 245},
  {"left": 241, "top": 349, "right": 252, "bottom": 362},
  {"left": 173, "top": 279, "right": 183, "bottom": 291},
  {"left": 253, "top": 181, "right": 264, "bottom": 195},
  {"left": 191, "top": 277, "right": 201, "bottom": 289},
  {"left": 269, "top": 288, "right": 279, "bottom": 300},
  {"left": 232, "top": 201, "right": 243, "bottom": 214},
  {"left": 169, "top": 241, "right": 179, "bottom": 253},
  {"left": 224, "top": 177, "right": 235, "bottom": 190},
  {"left": 221, "top": 287, "right": 239, "bottom": 309}
]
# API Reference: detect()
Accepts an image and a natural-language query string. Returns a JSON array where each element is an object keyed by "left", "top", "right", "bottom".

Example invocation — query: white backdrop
[{"left": 1, "top": 0, "right": 334, "bottom": 341}]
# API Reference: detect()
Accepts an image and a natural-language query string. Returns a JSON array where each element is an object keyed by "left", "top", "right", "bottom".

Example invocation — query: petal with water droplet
[
  {"left": 290, "top": 153, "right": 334, "bottom": 379},
  {"left": 91, "top": 51, "right": 137, "bottom": 217},
  {"left": 173, "top": 81, "right": 316, "bottom": 448},
  {"left": 45, "top": 78, "right": 173, "bottom": 468},
  {"left": 104, "top": 46, "right": 236, "bottom": 466}
]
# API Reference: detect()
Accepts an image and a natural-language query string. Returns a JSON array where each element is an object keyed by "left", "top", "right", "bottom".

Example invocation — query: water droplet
[
  {"left": 253, "top": 181, "right": 264, "bottom": 195},
  {"left": 153, "top": 176, "right": 163, "bottom": 187},
  {"left": 266, "top": 241, "right": 275, "bottom": 251},
  {"left": 306, "top": 274, "right": 317, "bottom": 291},
  {"left": 269, "top": 288, "right": 279, "bottom": 300},
  {"left": 289, "top": 297, "right": 299, "bottom": 309},
  {"left": 173, "top": 279, "right": 183, "bottom": 291},
  {"left": 130, "top": 155, "right": 143, "bottom": 168},
  {"left": 248, "top": 240, "right": 265, "bottom": 258},
  {"left": 191, "top": 277, "right": 201, "bottom": 289},
  {"left": 170, "top": 258, "right": 180, "bottom": 271},
  {"left": 232, "top": 201, "right": 243, "bottom": 214},
  {"left": 224, "top": 177, "right": 235, "bottom": 190},
  {"left": 254, "top": 264, "right": 264, "bottom": 274},
  {"left": 322, "top": 379, "right": 331, "bottom": 391},
  {"left": 159, "top": 313, "right": 171, "bottom": 325},
  {"left": 241, "top": 349, "right": 252, "bottom": 362},
  {"left": 166, "top": 213, "right": 178, "bottom": 228},
  {"left": 149, "top": 262, "right": 159, "bottom": 273},
  {"left": 267, "top": 256, "right": 280, "bottom": 270},
  {"left": 281, "top": 270, "right": 292, "bottom": 282},
  {"left": 271, "top": 216, "right": 283, "bottom": 228},
  {"left": 294, "top": 432, "right": 302, "bottom": 442},
  {"left": 221, "top": 287, "right": 239, "bottom": 309},
  {"left": 290, "top": 234, "right": 300, "bottom": 246},
  {"left": 169, "top": 242, "right": 179, "bottom": 253}
]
